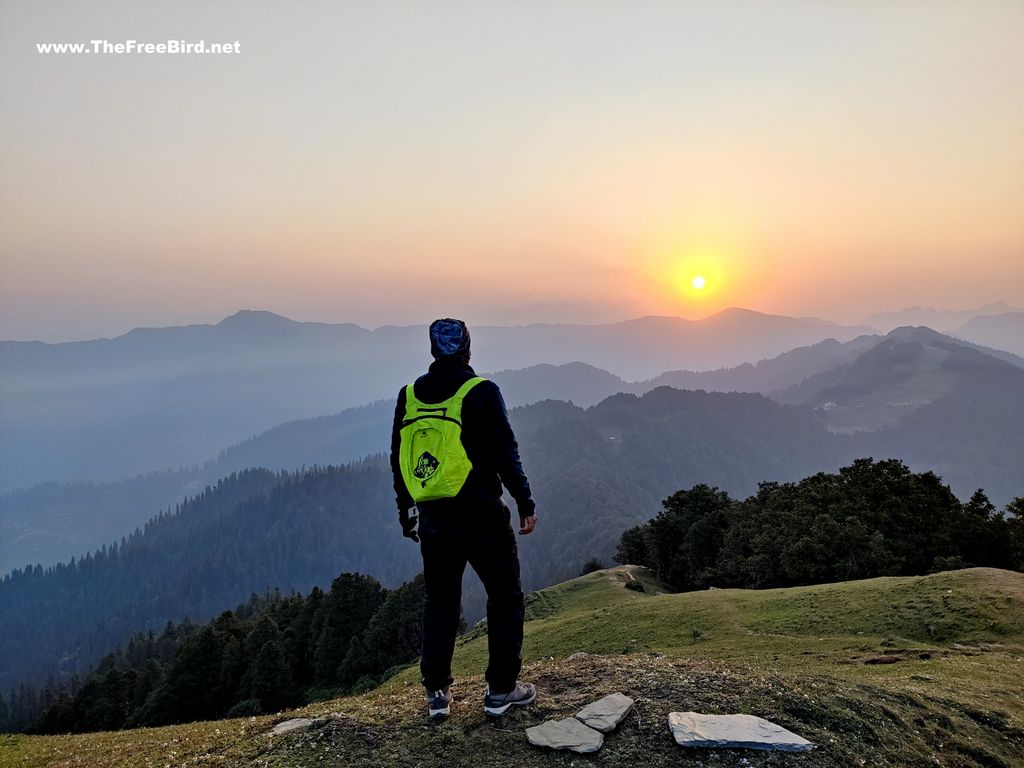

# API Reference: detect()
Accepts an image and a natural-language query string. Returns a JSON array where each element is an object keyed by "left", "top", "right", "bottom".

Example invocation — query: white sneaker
[
  {"left": 483, "top": 681, "right": 536, "bottom": 717},
  {"left": 426, "top": 686, "right": 451, "bottom": 719}
]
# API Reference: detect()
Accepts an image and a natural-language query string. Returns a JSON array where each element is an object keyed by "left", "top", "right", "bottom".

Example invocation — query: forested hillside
[
  {"left": 0, "top": 461, "right": 418, "bottom": 697},
  {"left": 4, "top": 383, "right": 1021, "bottom": 709},
  {"left": 9, "top": 573, "right": 429, "bottom": 735},
  {"left": 19, "top": 458, "right": 1022, "bottom": 738},
  {"left": 0, "top": 362, "right": 628, "bottom": 575},
  {"left": 856, "top": 367, "right": 1024, "bottom": 502},
  {"left": 0, "top": 388, "right": 843, "bottom": 696},
  {"left": 775, "top": 326, "right": 1024, "bottom": 434},
  {"left": 617, "top": 458, "right": 1023, "bottom": 591},
  {"left": 516, "top": 387, "right": 845, "bottom": 573}
]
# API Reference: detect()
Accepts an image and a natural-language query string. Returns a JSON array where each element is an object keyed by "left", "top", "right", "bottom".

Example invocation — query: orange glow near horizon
[
  {"left": 640, "top": 239, "right": 737, "bottom": 316},
  {"left": 1, "top": 2, "right": 1023, "bottom": 340},
  {"left": 672, "top": 257, "right": 725, "bottom": 305}
]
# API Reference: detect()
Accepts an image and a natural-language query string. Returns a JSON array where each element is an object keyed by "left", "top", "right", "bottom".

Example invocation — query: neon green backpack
[{"left": 398, "top": 376, "right": 486, "bottom": 503}]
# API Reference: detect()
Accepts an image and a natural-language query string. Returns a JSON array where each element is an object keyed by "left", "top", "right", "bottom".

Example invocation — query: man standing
[{"left": 390, "top": 318, "right": 538, "bottom": 720}]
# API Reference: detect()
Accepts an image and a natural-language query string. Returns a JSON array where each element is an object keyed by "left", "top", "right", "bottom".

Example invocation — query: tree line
[
  {"left": 616, "top": 458, "right": 1023, "bottom": 591},
  {"left": 2, "top": 572, "right": 437, "bottom": 734}
]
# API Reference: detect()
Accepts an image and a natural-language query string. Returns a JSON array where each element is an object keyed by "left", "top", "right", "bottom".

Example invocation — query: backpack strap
[
  {"left": 402, "top": 377, "right": 486, "bottom": 423},
  {"left": 403, "top": 383, "right": 419, "bottom": 422},
  {"left": 446, "top": 377, "right": 486, "bottom": 424}
]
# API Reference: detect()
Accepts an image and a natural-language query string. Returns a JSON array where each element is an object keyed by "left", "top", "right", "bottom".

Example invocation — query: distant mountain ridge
[
  {"left": 952, "top": 312, "right": 1024, "bottom": 357},
  {"left": 775, "top": 326, "right": 1024, "bottom": 431},
  {"left": 863, "top": 300, "right": 1019, "bottom": 333},
  {"left": 0, "top": 334, "right": 888, "bottom": 575},
  {"left": 0, "top": 307, "right": 876, "bottom": 494},
  {"left": 4, "top": 326, "right": 1023, "bottom": 575}
]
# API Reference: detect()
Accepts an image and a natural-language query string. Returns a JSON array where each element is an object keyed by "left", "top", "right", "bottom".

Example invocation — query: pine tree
[
  {"left": 251, "top": 640, "right": 293, "bottom": 714},
  {"left": 339, "top": 575, "right": 424, "bottom": 687},
  {"left": 958, "top": 489, "right": 1005, "bottom": 567},
  {"left": 313, "top": 574, "right": 385, "bottom": 685},
  {"left": 218, "top": 636, "right": 247, "bottom": 710},
  {"left": 614, "top": 526, "right": 649, "bottom": 566},
  {"left": 129, "top": 627, "right": 226, "bottom": 727},
  {"left": 1005, "top": 498, "right": 1024, "bottom": 572},
  {"left": 283, "top": 586, "right": 322, "bottom": 687}
]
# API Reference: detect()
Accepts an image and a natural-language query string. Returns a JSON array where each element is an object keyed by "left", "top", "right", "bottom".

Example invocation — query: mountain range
[
  {"left": 862, "top": 300, "right": 1020, "bottom": 333},
  {"left": 0, "top": 386, "right": 848, "bottom": 693},
  {"left": 775, "top": 326, "right": 1023, "bottom": 429},
  {"left": 952, "top": 312, "right": 1024, "bottom": 357},
  {"left": 3, "top": 350, "right": 1023, "bottom": 693},
  {"left": 3, "top": 325, "right": 1023, "bottom": 576},
  {"left": 0, "top": 308, "right": 876, "bottom": 494}
]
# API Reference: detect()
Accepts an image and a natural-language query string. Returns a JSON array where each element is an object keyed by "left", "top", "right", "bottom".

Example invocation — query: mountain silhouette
[
  {"left": 953, "top": 312, "right": 1024, "bottom": 357},
  {"left": 863, "top": 300, "right": 1019, "bottom": 333},
  {"left": 4, "top": 327, "right": 1022, "bottom": 575},
  {"left": 0, "top": 309, "right": 875, "bottom": 494},
  {"left": 776, "top": 326, "right": 1024, "bottom": 432}
]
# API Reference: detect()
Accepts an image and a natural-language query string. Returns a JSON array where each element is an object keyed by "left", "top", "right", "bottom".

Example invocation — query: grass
[{"left": 2, "top": 566, "right": 1022, "bottom": 768}]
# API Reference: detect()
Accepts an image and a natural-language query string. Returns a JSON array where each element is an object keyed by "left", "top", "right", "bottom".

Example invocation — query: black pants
[{"left": 418, "top": 499, "right": 525, "bottom": 693}]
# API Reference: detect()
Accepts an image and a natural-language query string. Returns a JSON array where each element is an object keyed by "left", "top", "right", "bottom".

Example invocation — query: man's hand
[
  {"left": 519, "top": 513, "right": 537, "bottom": 535},
  {"left": 400, "top": 507, "right": 419, "bottom": 543}
]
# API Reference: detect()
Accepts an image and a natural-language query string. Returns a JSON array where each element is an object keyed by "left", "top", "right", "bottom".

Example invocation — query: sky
[{"left": 1, "top": 0, "right": 1022, "bottom": 342}]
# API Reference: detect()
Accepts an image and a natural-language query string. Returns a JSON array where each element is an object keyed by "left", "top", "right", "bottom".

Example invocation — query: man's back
[
  {"left": 390, "top": 317, "right": 537, "bottom": 720},
  {"left": 389, "top": 355, "right": 534, "bottom": 517}
]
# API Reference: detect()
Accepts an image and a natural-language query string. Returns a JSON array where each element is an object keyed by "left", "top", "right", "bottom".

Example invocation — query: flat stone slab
[
  {"left": 270, "top": 717, "right": 316, "bottom": 735},
  {"left": 669, "top": 712, "right": 813, "bottom": 752},
  {"left": 527, "top": 717, "right": 604, "bottom": 753},
  {"left": 576, "top": 692, "right": 635, "bottom": 732}
]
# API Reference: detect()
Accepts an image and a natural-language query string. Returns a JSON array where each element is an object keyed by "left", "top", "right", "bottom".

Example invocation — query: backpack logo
[{"left": 413, "top": 451, "right": 440, "bottom": 485}]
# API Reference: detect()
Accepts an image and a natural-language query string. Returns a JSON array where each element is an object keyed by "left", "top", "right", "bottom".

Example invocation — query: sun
[{"left": 666, "top": 258, "right": 721, "bottom": 303}]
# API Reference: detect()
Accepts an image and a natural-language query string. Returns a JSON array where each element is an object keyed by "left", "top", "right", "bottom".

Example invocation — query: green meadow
[{"left": 3, "top": 566, "right": 1022, "bottom": 768}]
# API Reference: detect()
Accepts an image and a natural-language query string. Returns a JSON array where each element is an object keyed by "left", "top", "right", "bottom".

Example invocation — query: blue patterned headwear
[{"left": 429, "top": 318, "right": 471, "bottom": 361}]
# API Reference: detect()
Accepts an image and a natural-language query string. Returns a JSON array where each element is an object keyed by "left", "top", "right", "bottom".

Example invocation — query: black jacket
[{"left": 389, "top": 357, "right": 535, "bottom": 518}]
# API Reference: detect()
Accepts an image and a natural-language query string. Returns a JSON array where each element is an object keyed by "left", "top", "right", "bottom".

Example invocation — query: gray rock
[
  {"left": 576, "top": 692, "right": 634, "bottom": 732},
  {"left": 270, "top": 717, "right": 316, "bottom": 735},
  {"left": 526, "top": 717, "right": 604, "bottom": 753},
  {"left": 567, "top": 651, "right": 590, "bottom": 661},
  {"left": 668, "top": 712, "right": 813, "bottom": 752}
]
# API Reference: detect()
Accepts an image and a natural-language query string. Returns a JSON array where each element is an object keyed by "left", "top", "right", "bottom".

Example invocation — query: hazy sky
[{"left": 2, "top": 0, "right": 1022, "bottom": 341}]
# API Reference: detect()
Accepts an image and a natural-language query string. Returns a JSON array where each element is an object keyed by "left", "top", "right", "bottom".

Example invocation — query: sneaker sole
[
  {"left": 483, "top": 689, "right": 536, "bottom": 717},
  {"left": 428, "top": 706, "right": 450, "bottom": 719}
]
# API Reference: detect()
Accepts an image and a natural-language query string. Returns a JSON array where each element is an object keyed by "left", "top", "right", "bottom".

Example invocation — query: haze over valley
[{"left": 2, "top": 305, "right": 1022, "bottom": 577}]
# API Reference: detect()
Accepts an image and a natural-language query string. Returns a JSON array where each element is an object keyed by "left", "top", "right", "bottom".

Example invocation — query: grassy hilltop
[{"left": 2, "top": 566, "right": 1022, "bottom": 768}]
